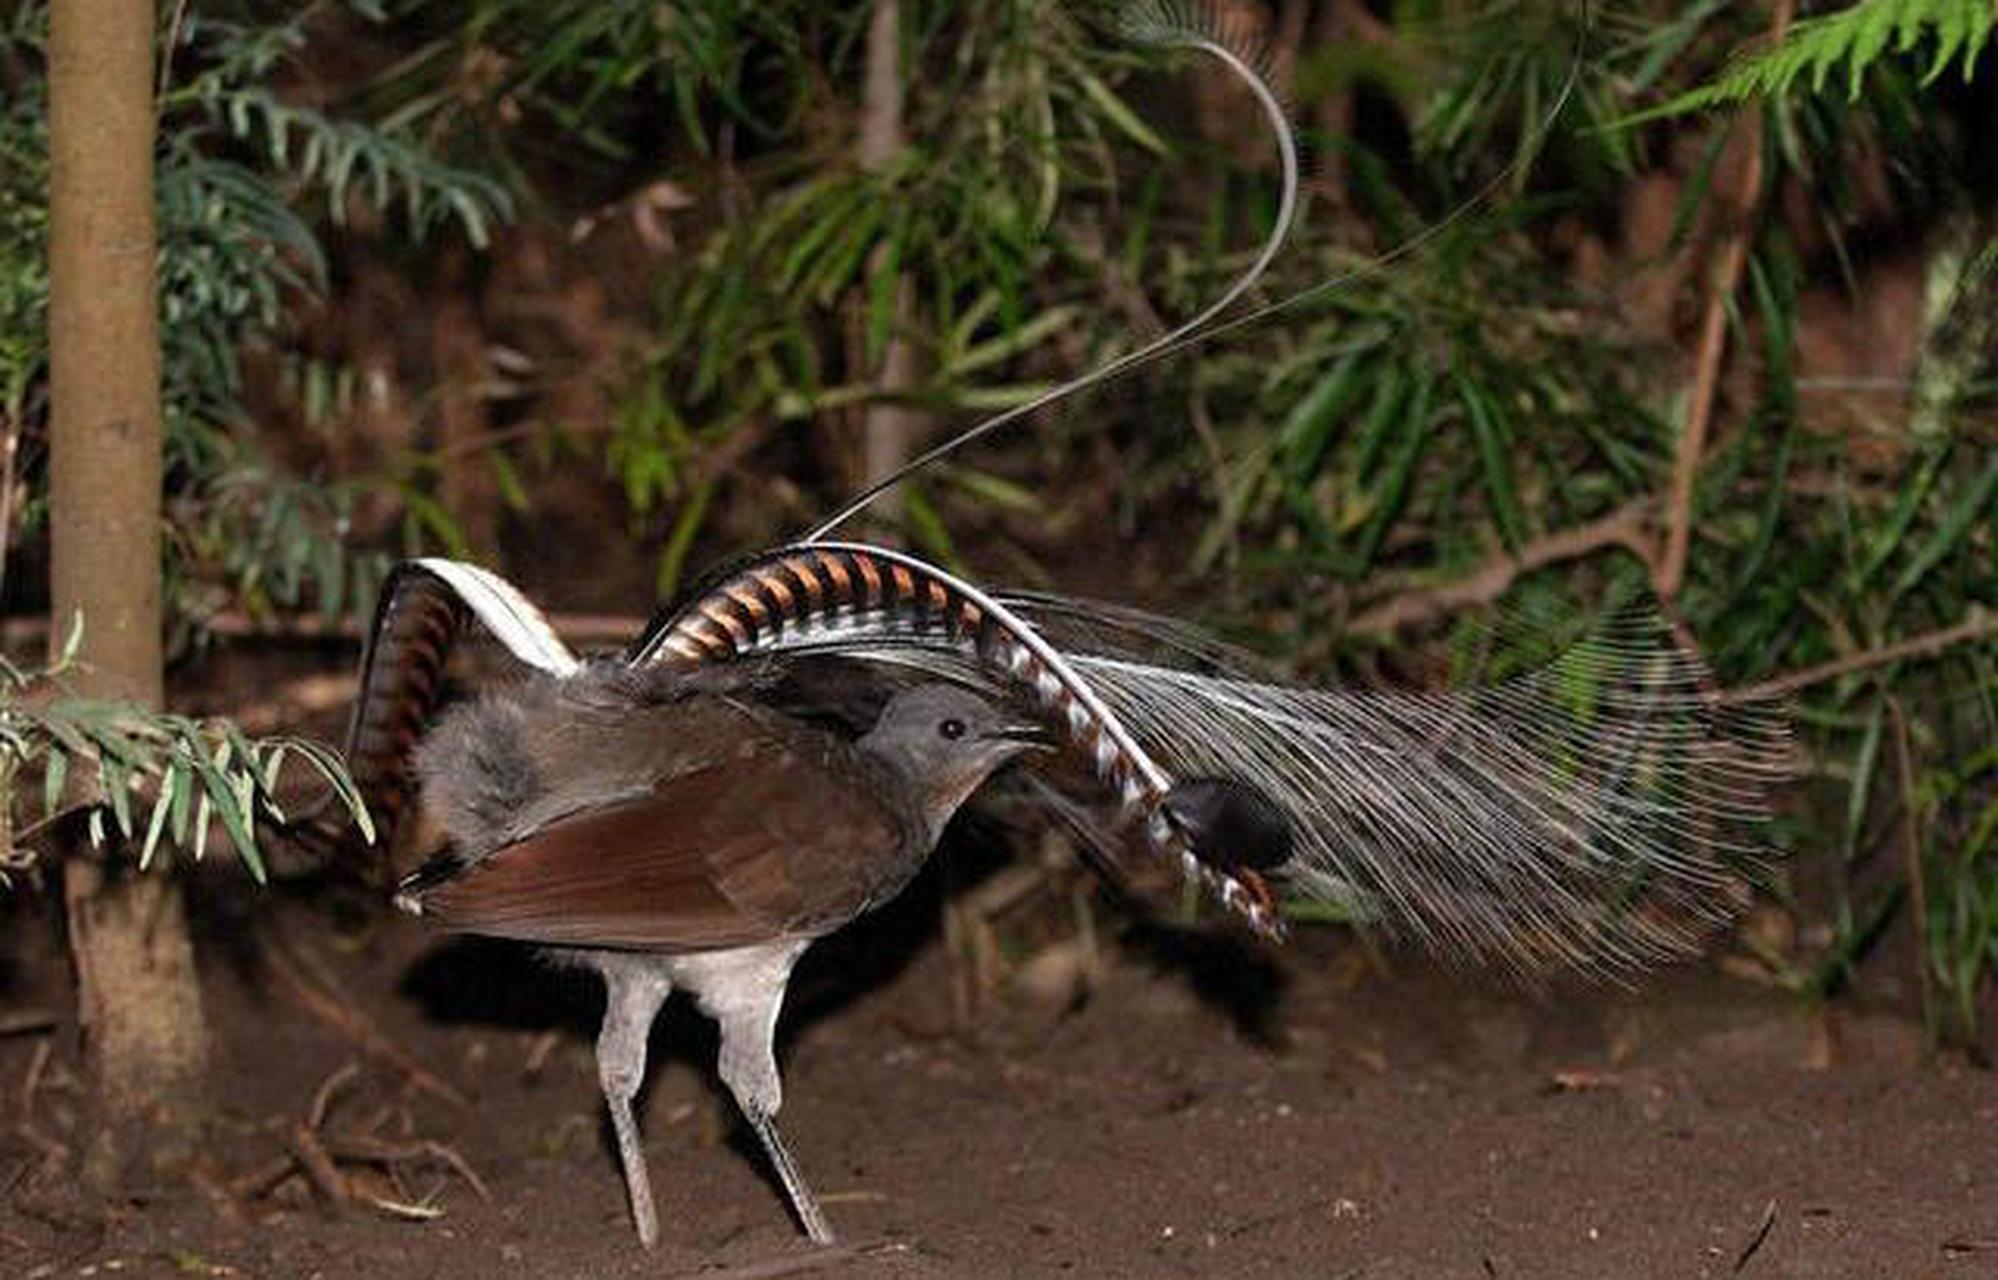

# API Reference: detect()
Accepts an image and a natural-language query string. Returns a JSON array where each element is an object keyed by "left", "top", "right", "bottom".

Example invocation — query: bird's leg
[
  {"left": 700, "top": 942, "right": 833, "bottom": 1244},
  {"left": 595, "top": 959, "right": 673, "bottom": 1249},
  {"left": 742, "top": 1104, "right": 832, "bottom": 1245}
]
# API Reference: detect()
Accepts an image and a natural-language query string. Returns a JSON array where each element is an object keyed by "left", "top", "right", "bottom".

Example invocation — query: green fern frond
[{"left": 1635, "top": 0, "right": 1992, "bottom": 121}]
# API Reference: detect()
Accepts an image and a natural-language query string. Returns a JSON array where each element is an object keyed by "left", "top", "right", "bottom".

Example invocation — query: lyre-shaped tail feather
[
  {"left": 630, "top": 541, "right": 1289, "bottom": 937},
  {"left": 298, "top": 559, "right": 580, "bottom": 874}
]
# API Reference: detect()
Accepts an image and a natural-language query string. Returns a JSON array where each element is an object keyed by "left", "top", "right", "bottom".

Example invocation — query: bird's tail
[
  {"left": 279, "top": 558, "right": 579, "bottom": 881},
  {"left": 1059, "top": 612, "right": 1790, "bottom": 975},
  {"left": 626, "top": 541, "right": 1789, "bottom": 970}
]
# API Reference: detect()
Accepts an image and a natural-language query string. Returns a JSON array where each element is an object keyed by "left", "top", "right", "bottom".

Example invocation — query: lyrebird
[{"left": 335, "top": 542, "right": 1781, "bottom": 1245}]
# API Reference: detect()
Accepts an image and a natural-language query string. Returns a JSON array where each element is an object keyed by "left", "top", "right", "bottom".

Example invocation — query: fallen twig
[
  {"left": 322, "top": 1133, "right": 492, "bottom": 1202},
  {"left": 523, "top": 1029, "right": 562, "bottom": 1078},
  {"left": 363, "top": 1193, "right": 445, "bottom": 1221},
  {"left": 1734, "top": 1198, "right": 1778, "bottom": 1273},
  {"left": 286, "top": 1123, "right": 350, "bottom": 1209},
  {"left": 227, "top": 1153, "right": 298, "bottom": 1200},
  {"left": 308, "top": 1062, "right": 362, "bottom": 1131},
  {"left": 0, "top": 1009, "right": 56, "bottom": 1038},
  {"left": 18, "top": 1038, "right": 50, "bottom": 1113}
]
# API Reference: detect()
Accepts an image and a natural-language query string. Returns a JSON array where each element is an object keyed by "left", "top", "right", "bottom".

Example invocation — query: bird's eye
[{"left": 938, "top": 718, "right": 967, "bottom": 741}]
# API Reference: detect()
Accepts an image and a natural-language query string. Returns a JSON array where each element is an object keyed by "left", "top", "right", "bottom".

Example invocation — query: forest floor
[
  {"left": 3, "top": 883, "right": 1994, "bottom": 1280},
  {"left": 1, "top": 643, "right": 1993, "bottom": 1280}
]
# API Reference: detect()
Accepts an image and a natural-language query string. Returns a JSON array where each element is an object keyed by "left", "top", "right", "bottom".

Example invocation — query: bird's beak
[{"left": 984, "top": 722, "right": 1058, "bottom": 751}]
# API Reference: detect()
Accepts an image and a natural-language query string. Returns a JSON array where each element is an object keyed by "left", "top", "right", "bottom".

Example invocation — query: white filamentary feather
[{"left": 1064, "top": 622, "right": 1788, "bottom": 975}]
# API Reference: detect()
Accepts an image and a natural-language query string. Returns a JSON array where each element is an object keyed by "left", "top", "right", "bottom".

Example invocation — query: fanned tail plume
[
  {"left": 633, "top": 542, "right": 1787, "bottom": 970},
  {"left": 1059, "top": 611, "right": 1789, "bottom": 975}
]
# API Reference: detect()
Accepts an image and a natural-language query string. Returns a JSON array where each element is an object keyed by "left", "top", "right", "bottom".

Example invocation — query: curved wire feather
[{"left": 800, "top": 1, "right": 1301, "bottom": 543}]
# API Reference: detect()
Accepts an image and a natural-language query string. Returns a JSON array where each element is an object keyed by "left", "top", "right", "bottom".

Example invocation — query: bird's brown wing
[{"left": 413, "top": 739, "right": 910, "bottom": 952}]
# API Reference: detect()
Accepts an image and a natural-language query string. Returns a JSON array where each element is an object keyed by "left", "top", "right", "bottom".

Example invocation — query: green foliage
[
  {"left": 168, "top": 464, "right": 391, "bottom": 641},
  {"left": 1173, "top": 219, "right": 1664, "bottom": 608},
  {"left": 610, "top": 0, "right": 1169, "bottom": 583},
  {"left": 0, "top": 624, "right": 372, "bottom": 885},
  {"left": 0, "top": 3, "right": 510, "bottom": 623},
  {"left": 1642, "top": 0, "right": 1993, "bottom": 117},
  {"left": 360, "top": 0, "right": 811, "bottom": 174}
]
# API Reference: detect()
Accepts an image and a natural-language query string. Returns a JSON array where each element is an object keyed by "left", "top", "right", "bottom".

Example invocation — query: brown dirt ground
[{"left": 4, "top": 868, "right": 1995, "bottom": 1280}]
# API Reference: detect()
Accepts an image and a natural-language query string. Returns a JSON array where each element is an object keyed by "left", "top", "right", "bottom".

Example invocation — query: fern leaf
[{"left": 1629, "top": 0, "right": 1993, "bottom": 122}]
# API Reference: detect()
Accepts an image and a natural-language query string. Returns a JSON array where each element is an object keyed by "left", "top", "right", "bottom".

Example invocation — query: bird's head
[{"left": 859, "top": 684, "right": 1051, "bottom": 839}]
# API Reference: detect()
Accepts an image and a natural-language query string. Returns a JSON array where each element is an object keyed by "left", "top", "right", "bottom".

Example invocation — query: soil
[{"left": 4, "top": 870, "right": 1994, "bottom": 1280}]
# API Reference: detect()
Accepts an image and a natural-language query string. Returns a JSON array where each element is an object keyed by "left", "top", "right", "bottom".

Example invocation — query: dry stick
[
  {"left": 0, "top": 1009, "right": 56, "bottom": 1037},
  {"left": 1347, "top": 502, "right": 1653, "bottom": 635},
  {"left": 286, "top": 1123, "right": 351, "bottom": 1209},
  {"left": 228, "top": 1153, "right": 298, "bottom": 1200},
  {"left": 1656, "top": 0, "right": 1795, "bottom": 600},
  {"left": 308, "top": 1061, "right": 363, "bottom": 1131},
  {"left": 18, "top": 1038, "right": 50, "bottom": 1114},
  {"left": 1723, "top": 609, "right": 1996, "bottom": 703},
  {"left": 1734, "top": 1199, "right": 1779, "bottom": 1274},
  {"left": 522, "top": 1028, "right": 562, "bottom": 1078},
  {"left": 1887, "top": 698, "right": 1934, "bottom": 1033},
  {"left": 323, "top": 1133, "right": 492, "bottom": 1202}
]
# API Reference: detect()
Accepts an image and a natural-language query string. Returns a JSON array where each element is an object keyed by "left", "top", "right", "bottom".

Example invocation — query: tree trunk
[
  {"left": 49, "top": 0, "right": 210, "bottom": 1174},
  {"left": 857, "top": 0, "right": 921, "bottom": 540},
  {"left": 434, "top": 247, "right": 501, "bottom": 560}
]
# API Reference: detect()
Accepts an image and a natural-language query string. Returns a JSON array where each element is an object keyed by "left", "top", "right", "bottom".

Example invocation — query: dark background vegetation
[{"left": 0, "top": 0, "right": 1994, "bottom": 1271}]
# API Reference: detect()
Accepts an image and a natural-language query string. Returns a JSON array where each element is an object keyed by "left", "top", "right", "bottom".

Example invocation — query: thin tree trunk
[
  {"left": 1313, "top": 0, "right": 1366, "bottom": 204},
  {"left": 49, "top": 0, "right": 209, "bottom": 1174},
  {"left": 857, "top": 0, "right": 920, "bottom": 540},
  {"left": 434, "top": 249, "right": 500, "bottom": 561}
]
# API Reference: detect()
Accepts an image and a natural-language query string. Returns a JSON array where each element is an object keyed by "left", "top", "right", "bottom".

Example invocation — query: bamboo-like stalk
[
  {"left": 1656, "top": 0, "right": 1796, "bottom": 600},
  {"left": 49, "top": 0, "right": 211, "bottom": 1155}
]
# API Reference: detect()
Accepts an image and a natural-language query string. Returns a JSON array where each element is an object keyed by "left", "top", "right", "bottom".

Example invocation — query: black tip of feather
[
  {"left": 395, "top": 849, "right": 469, "bottom": 911},
  {"left": 1163, "top": 776, "right": 1293, "bottom": 872}
]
